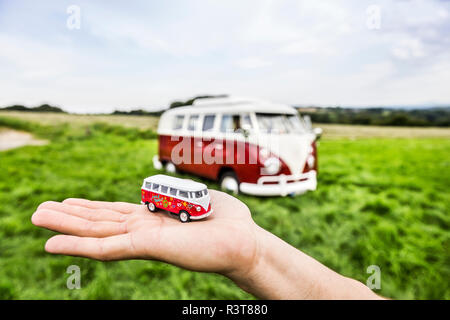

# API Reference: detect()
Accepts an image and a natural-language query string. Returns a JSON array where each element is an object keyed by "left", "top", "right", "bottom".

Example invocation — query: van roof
[
  {"left": 163, "top": 96, "right": 297, "bottom": 116},
  {"left": 144, "top": 174, "right": 207, "bottom": 192}
]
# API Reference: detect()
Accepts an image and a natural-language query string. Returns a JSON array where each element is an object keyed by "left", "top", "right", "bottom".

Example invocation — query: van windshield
[
  {"left": 256, "top": 113, "right": 306, "bottom": 134},
  {"left": 191, "top": 189, "right": 208, "bottom": 198}
]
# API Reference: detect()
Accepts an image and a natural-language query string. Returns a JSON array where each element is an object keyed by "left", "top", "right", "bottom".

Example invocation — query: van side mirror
[
  {"left": 313, "top": 127, "right": 323, "bottom": 140},
  {"left": 241, "top": 124, "right": 251, "bottom": 138}
]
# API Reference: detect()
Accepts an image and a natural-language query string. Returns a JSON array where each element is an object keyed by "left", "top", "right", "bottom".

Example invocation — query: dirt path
[{"left": 0, "top": 128, "right": 47, "bottom": 151}]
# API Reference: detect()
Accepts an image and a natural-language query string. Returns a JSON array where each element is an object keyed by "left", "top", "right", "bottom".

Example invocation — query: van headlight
[
  {"left": 263, "top": 157, "right": 281, "bottom": 175},
  {"left": 196, "top": 206, "right": 201, "bottom": 212}
]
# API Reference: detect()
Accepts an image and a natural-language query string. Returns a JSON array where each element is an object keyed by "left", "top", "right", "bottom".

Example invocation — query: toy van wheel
[
  {"left": 165, "top": 161, "right": 177, "bottom": 173},
  {"left": 147, "top": 202, "right": 156, "bottom": 212},
  {"left": 219, "top": 171, "right": 240, "bottom": 194},
  {"left": 179, "top": 210, "right": 190, "bottom": 223}
]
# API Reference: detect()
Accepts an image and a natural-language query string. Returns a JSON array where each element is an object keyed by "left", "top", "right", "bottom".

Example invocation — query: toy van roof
[
  {"left": 162, "top": 96, "right": 297, "bottom": 116},
  {"left": 144, "top": 174, "right": 207, "bottom": 192}
]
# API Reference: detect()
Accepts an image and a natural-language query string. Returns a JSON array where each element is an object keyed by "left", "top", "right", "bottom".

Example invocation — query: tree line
[
  {"left": 0, "top": 104, "right": 66, "bottom": 113},
  {"left": 299, "top": 107, "right": 450, "bottom": 127}
]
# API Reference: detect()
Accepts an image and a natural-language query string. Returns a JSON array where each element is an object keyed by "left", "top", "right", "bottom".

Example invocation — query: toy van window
[
  {"left": 152, "top": 183, "right": 160, "bottom": 191},
  {"left": 202, "top": 115, "right": 215, "bottom": 132},
  {"left": 145, "top": 182, "right": 152, "bottom": 189},
  {"left": 188, "top": 115, "right": 199, "bottom": 131},
  {"left": 169, "top": 188, "right": 177, "bottom": 196},
  {"left": 203, "top": 189, "right": 208, "bottom": 196},
  {"left": 193, "top": 191, "right": 203, "bottom": 198},
  {"left": 179, "top": 190, "right": 189, "bottom": 198},
  {"left": 161, "top": 185, "right": 168, "bottom": 194},
  {"left": 173, "top": 115, "right": 184, "bottom": 130}
]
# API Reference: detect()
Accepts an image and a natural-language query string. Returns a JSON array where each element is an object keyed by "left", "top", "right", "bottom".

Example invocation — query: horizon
[{"left": 2, "top": 100, "right": 450, "bottom": 115}]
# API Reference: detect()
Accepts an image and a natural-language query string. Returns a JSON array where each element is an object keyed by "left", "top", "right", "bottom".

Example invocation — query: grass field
[{"left": 0, "top": 112, "right": 449, "bottom": 299}]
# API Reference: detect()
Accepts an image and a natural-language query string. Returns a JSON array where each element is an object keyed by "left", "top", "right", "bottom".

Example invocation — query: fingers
[
  {"left": 62, "top": 198, "right": 138, "bottom": 214},
  {"left": 32, "top": 209, "right": 127, "bottom": 237},
  {"left": 37, "top": 201, "right": 125, "bottom": 222},
  {"left": 45, "top": 233, "right": 137, "bottom": 261}
]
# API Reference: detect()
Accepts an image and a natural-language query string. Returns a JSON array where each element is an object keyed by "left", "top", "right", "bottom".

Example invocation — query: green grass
[{"left": 0, "top": 117, "right": 448, "bottom": 299}]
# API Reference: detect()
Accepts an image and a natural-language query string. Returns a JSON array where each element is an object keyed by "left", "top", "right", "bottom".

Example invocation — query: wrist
[
  {"left": 223, "top": 224, "right": 314, "bottom": 299},
  {"left": 223, "top": 224, "right": 381, "bottom": 299}
]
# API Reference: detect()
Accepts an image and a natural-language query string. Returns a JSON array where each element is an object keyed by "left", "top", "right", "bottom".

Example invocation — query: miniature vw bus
[
  {"left": 153, "top": 97, "right": 320, "bottom": 197},
  {"left": 141, "top": 174, "right": 212, "bottom": 222}
]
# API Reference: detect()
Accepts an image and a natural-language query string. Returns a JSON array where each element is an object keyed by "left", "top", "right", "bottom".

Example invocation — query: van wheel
[
  {"left": 179, "top": 210, "right": 190, "bottom": 223},
  {"left": 219, "top": 171, "right": 240, "bottom": 194},
  {"left": 147, "top": 202, "right": 156, "bottom": 212},
  {"left": 165, "top": 161, "right": 177, "bottom": 173}
]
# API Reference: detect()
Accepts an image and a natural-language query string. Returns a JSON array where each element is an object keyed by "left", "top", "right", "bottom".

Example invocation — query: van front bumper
[
  {"left": 239, "top": 170, "right": 317, "bottom": 197},
  {"left": 190, "top": 209, "right": 213, "bottom": 220}
]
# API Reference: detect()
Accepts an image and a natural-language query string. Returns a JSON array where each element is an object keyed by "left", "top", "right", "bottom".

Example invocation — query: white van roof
[
  {"left": 163, "top": 96, "right": 297, "bottom": 116},
  {"left": 144, "top": 174, "right": 207, "bottom": 192}
]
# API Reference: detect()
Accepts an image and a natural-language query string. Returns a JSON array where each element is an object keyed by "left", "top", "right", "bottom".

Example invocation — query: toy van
[
  {"left": 153, "top": 97, "right": 320, "bottom": 197},
  {"left": 141, "top": 174, "right": 212, "bottom": 223}
]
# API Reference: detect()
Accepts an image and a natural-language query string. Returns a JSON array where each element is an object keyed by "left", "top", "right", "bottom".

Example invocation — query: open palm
[{"left": 31, "top": 190, "right": 259, "bottom": 275}]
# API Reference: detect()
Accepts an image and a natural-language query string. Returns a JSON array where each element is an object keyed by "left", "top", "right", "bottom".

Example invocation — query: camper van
[{"left": 153, "top": 97, "right": 320, "bottom": 197}]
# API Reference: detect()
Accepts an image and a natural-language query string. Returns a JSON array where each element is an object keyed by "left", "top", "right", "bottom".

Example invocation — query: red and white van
[
  {"left": 153, "top": 97, "right": 320, "bottom": 197},
  {"left": 141, "top": 174, "right": 212, "bottom": 222}
]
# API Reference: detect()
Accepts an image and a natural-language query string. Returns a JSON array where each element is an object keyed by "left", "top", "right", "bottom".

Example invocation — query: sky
[{"left": 0, "top": 0, "right": 449, "bottom": 113}]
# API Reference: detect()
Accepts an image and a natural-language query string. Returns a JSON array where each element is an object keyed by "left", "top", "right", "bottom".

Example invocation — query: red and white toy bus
[
  {"left": 153, "top": 97, "right": 321, "bottom": 197},
  {"left": 141, "top": 174, "right": 212, "bottom": 223}
]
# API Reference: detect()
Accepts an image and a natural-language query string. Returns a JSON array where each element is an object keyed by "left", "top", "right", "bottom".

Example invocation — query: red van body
[{"left": 154, "top": 97, "right": 319, "bottom": 196}]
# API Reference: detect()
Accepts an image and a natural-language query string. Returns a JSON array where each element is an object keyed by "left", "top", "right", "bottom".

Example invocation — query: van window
[
  {"left": 203, "top": 189, "right": 208, "bottom": 196},
  {"left": 145, "top": 182, "right": 152, "bottom": 189},
  {"left": 190, "top": 191, "right": 204, "bottom": 198},
  {"left": 256, "top": 113, "right": 301, "bottom": 134},
  {"left": 221, "top": 114, "right": 252, "bottom": 133},
  {"left": 202, "top": 115, "right": 215, "bottom": 132},
  {"left": 287, "top": 115, "right": 306, "bottom": 133},
  {"left": 169, "top": 188, "right": 177, "bottom": 196},
  {"left": 220, "top": 115, "right": 240, "bottom": 133},
  {"left": 179, "top": 190, "right": 189, "bottom": 198},
  {"left": 161, "top": 185, "right": 168, "bottom": 194},
  {"left": 242, "top": 114, "right": 253, "bottom": 129},
  {"left": 173, "top": 115, "right": 184, "bottom": 130},
  {"left": 188, "top": 115, "right": 199, "bottom": 131},
  {"left": 152, "top": 183, "right": 160, "bottom": 191}
]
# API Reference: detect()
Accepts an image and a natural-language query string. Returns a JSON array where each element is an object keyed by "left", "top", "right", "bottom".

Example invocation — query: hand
[
  {"left": 31, "top": 190, "right": 259, "bottom": 276},
  {"left": 32, "top": 190, "right": 382, "bottom": 299}
]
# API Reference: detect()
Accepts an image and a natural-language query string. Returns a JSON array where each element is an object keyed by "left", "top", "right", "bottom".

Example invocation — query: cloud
[
  {"left": 392, "top": 38, "right": 426, "bottom": 60},
  {"left": 235, "top": 57, "right": 272, "bottom": 69},
  {"left": 0, "top": 34, "right": 75, "bottom": 80},
  {"left": 0, "top": 0, "right": 449, "bottom": 111}
]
